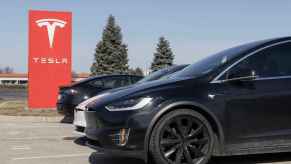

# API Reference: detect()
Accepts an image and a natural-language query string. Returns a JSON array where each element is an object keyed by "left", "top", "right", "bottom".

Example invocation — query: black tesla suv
[
  {"left": 84, "top": 37, "right": 291, "bottom": 164},
  {"left": 57, "top": 74, "right": 143, "bottom": 120}
]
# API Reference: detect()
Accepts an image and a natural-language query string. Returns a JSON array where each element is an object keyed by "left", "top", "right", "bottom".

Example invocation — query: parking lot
[
  {"left": 0, "top": 115, "right": 291, "bottom": 164},
  {"left": 0, "top": 116, "right": 91, "bottom": 164}
]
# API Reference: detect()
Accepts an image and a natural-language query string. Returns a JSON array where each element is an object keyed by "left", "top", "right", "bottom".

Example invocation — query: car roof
[
  {"left": 245, "top": 36, "right": 291, "bottom": 50},
  {"left": 71, "top": 74, "right": 142, "bottom": 87},
  {"left": 215, "top": 36, "right": 291, "bottom": 64}
]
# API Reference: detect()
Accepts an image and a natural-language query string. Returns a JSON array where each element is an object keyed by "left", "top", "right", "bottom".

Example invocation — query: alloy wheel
[{"left": 159, "top": 115, "right": 210, "bottom": 164}]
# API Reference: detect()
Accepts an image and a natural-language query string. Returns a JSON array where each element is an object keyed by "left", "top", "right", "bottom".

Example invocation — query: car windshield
[
  {"left": 71, "top": 76, "right": 98, "bottom": 86},
  {"left": 174, "top": 40, "right": 265, "bottom": 78},
  {"left": 137, "top": 65, "right": 187, "bottom": 83},
  {"left": 137, "top": 68, "right": 168, "bottom": 83}
]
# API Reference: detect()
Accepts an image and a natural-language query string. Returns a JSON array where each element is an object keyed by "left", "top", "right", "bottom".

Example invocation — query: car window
[
  {"left": 225, "top": 42, "right": 291, "bottom": 79},
  {"left": 131, "top": 76, "right": 142, "bottom": 83},
  {"left": 103, "top": 76, "right": 131, "bottom": 88},
  {"left": 137, "top": 68, "right": 167, "bottom": 83},
  {"left": 88, "top": 79, "right": 104, "bottom": 88}
]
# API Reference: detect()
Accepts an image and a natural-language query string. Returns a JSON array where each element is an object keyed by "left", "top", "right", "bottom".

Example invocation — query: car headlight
[
  {"left": 105, "top": 97, "right": 152, "bottom": 111},
  {"left": 65, "top": 89, "right": 78, "bottom": 95},
  {"left": 57, "top": 94, "right": 62, "bottom": 100}
]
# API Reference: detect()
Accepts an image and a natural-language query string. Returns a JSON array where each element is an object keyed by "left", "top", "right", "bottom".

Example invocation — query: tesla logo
[{"left": 36, "top": 19, "right": 67, "bottom": 48}]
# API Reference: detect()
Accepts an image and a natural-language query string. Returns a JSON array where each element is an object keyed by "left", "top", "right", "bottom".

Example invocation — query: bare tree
[
  {"left": 3, "top": 66, "right": 13, "bottom": 74},
  {"left": 128, "top": 67, "right": 144, "bottom": 76},
  {"left": 72, "top": 71, "right": 78, "bottom": 78}
]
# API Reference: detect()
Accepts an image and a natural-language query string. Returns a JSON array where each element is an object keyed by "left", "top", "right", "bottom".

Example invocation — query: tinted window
[
  {"left": 131, "top": 76, "right": 142, "bottom": 83},
  {"left": 137, "top": 68, "right": 168, "bottom": 83},
  {"left": 137, "top": 65, "right": 187, "bottom": 83},
  {"left": 103, "top": 76, "right": 131, "bottom": 88},
  {"left": 227, "top": 42, "right": 291, "bottom": 79},
  {"left": 89, "top": 79, "right": 103, "bottom": 87}
]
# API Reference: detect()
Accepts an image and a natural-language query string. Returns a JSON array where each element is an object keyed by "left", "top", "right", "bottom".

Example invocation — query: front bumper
[
  {"left": 84, "top": 108, "right": 155, "bottom": 159},
  {"left": 57, "top": 103, "right": 76, "bottom": 115},
  {"left": 86, "top": 138, "right": 144, "bottom": 159}
]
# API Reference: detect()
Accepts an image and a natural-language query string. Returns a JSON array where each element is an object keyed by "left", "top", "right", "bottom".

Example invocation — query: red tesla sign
[{"left": 28, "top": 10, "right": 72, "bottom": 109}]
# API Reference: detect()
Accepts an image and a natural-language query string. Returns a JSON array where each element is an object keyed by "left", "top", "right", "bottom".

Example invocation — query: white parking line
[
  {"left": 0, "top": 101, "right": 9, "bottom": 107},
  {"left": 6, "top": 136, "right": 68, "bottom": 141},
  {"left": 0, "top": 100, "right": 24, "bottom": 108},
  {"left": 11, "top": 153, "right": 101, "bottom": 160},
  {"left": 0, "top": 125, "right": 68, "bottom": 129},
  {"left": 7, "top": 131, "right": 21, "bottom": 135},
  {"left": 11, "top": 145, "right": 31, "bottom": 150}
]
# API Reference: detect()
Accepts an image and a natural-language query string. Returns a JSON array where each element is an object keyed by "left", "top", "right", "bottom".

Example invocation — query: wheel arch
[{"left": 144, "top": 101, "right": 225, "bottom": 163}]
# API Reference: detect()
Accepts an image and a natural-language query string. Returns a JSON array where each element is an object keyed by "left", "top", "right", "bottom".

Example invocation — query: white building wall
[{"left": 0, "top": 77, "right": 87, "bottom": 85}]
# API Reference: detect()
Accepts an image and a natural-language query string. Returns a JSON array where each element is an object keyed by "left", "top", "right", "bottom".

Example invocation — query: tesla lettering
[{"left": 32, "top": 57, "right": 68, "bottom": 64}]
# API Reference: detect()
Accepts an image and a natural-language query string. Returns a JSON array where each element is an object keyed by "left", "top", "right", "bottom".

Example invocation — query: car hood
[
  {"left": 100, "top": 84, "right": 136, "bottom": 94},
  {"left": 87, "top": 76, "right": 193, "bottom": 108}
]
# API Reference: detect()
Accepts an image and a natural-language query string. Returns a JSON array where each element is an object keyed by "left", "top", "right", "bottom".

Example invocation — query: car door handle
[{"left": 208, "top": 93, "right": 224, "bottom": 99}]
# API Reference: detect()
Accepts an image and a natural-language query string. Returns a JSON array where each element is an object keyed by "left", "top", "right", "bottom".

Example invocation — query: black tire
[{"left": 149, "top": 109, "right": 215, "bottom": 164}]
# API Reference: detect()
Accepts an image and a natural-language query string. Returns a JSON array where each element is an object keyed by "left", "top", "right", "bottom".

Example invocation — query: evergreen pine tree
[
  {"left": 151, "top": 36, "right": 174, "bottom": 72},
  {"left": 90, "top": 15, "right": 129, "bottom": 75}
]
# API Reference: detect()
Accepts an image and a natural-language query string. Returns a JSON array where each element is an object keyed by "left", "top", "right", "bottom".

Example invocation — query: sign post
[{"left": 28, "top": 10, "right": 72, "bottom": 109}]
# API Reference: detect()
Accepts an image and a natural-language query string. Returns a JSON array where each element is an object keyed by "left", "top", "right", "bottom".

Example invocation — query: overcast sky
[{"left": 1, "top": 0, "right": 291, "bottom": 73}]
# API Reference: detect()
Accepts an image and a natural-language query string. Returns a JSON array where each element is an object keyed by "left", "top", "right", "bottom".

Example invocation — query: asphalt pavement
[
  {"left": 1, "top": 116, "right": 291, "bottom": 164},
  {"left": 0, "top": 88, "right": 27, "bottom": 101}
]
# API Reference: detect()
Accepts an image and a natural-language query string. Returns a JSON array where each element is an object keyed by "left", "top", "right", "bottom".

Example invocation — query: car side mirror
[{"left": 224, "top": 69, "right": 257, "bottom": 83}]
